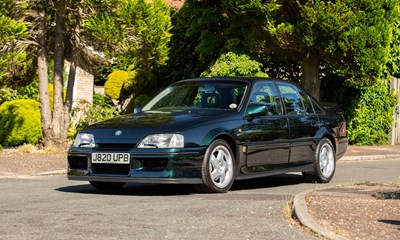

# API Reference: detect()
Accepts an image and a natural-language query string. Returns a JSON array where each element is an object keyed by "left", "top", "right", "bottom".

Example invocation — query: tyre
[
  {"left": 194, "top": 139, "right": 235, "bottom": 193},
  {"left": 302, "top": 138, "right": 336, "bottom": 183},
  {"left": 89, "top": 181, "right": 125, "bottom": 190}
]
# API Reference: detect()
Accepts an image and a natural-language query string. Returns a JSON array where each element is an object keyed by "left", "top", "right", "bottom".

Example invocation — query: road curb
[
  {"left": 340, "top": 154, "right": 400, "bottom": 161},
  {"left": 34, "top": 170, "right": 67, "bottom": 176},
  {"left": 293, "top": 188, "right": 349, "bottom": 240}
]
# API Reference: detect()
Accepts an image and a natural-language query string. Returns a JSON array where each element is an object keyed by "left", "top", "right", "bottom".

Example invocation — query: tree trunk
[
  {"left": 64, "top": 10, "right": 81, "bottom": 134},
  {"left": 37, "top": 1, "right": 52, "bottom": 147},
  {"left": 301, "top": 53, "right": 320, "bottom": 101},
  {"left": 52, "top": 0, "right": 67, "bottom": 147},
  {"left": 64, "top": 50, "right": 77, "bottom": 134}
]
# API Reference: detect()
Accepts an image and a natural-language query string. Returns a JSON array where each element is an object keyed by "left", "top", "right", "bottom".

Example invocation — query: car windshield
[{"left": 143, "top": 81, "right": 248, "bottom": 111}]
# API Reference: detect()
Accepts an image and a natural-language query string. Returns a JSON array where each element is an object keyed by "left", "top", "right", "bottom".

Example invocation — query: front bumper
[{"left": 67, "top": 147, "right": 206, "bottom": 184}]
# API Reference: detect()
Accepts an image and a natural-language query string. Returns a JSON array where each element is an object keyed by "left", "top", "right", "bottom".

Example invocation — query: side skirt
[{"left": 235, "top": 164, "right": 312, "bottom": 181}]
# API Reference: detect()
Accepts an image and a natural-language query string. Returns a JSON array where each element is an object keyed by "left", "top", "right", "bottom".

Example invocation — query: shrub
[
  {"left": 104, "top": 70, "right": 131, "bottom": 100},
  {"left": 93, "top": 93, "right": 114, "bottom": 108},
  {"left": 0, "top": 144, "right": 3, "bottom": 152},
  {"left": 0, "top": 99, "right": 42, "bottom": 147},
  {"left": 0, "top": 81, "right": 39, "bottom": 105},
  {"left": 122, "top": 68, "right": 154, "bottom": 97},
  {"left": 0, "top": 87, "right": 17, "bottom": 105},
  {"left": 68, "top": 98, "right": 119, "bottom": 140},
  {"left": 342, "top": 81, "right": 398, "bottom": 145},
  {"left": 201, "top": 52, "right": 268, "bottom": 77}
]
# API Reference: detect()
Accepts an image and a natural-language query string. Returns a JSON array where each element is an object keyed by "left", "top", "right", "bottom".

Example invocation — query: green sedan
[{"left": 68, "top": 78, "right": 348, "bottom": 193}]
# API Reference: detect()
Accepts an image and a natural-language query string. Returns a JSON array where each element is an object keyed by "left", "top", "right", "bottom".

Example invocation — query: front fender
[{"left": 201, "top": 128, "right": 239, "bottom": 146}]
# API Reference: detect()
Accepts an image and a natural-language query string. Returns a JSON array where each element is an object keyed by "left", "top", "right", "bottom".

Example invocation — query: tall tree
[
  {"left": 36, "top": 0, "right": 52, "bottom": 146},
  {"left": 84, "top": 0, "right": 172, "bottom": 70},
  {"left": 222, "top": 0, "right": 400, "bottom": 99},
  {"left": 162, "top": 0, "right": 228, "bottom": 82},
  {"left": 84, "top": 0, "right": 172, "bottom": 96}
]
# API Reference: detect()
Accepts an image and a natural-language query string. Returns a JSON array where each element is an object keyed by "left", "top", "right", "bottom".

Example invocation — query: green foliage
[
  {"left": 104, "top": 70, "right": 131, "bottom": 100},
  {"left": 84, "top": 0, "right": 172, "bottom": 70},
  {"left": 123, "top": 68, "right": 154, "bottom": 97},
  {"left": 387, "top": 17, "right": 400, "bottom": 77},
  {"left": 164, "top": 0, "right": 228, "bottom": 82},
  {"left": 0, "top": 15, "right": 26, "bottom": 44},
  {"left": 201, "top": 52, "right": 268, "bottom": 77},
  {"left": 222, "top": 0, "right": 400, "bottom": 90},
  {"left": 93, "top": 93, "right": 114, "bottom": 108},
  {"left": 0, "top": 8, "right": 28, "bottom": 83},
  {"left": 0, "top": 99, "right": 42, "bottom": 147},
  {"left": 119, "top": 0, "right": 172, "bottom": 67},
  {"left": 93, "top": 61, "right": 128, "bottom": 86},
  {"left": 0, "top": 0, "right": 14, "bottom": 16},
  {"left": 0, "top": 144, "right": 2, "bottom": 152},
  {"left": 341, "top": 81, "right": 398, "bottom": 145},
  {"left": 0, "top": 81, "right": 39, "bottom": 105},
  {"left": 17, "top": 81, "right": 39, "bottom": 99},
  {"left": 0, "top": 87, "right": 17, "bottom": 104},
  {"left": 68, "top": 97, "right": 119, "bottom": 139}
]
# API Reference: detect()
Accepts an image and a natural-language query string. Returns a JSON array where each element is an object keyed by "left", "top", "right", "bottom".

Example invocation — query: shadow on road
[
  {"left": 55, "top": 173, "right": 305, "bottom": 196},
  {"left": 230, "top": 173, "right": 304, "bottom": 191}
]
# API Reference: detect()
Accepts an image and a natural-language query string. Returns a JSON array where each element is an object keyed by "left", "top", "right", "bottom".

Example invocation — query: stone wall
[{"left": 73, "top": 66, "right": 94, "bottom": 106}]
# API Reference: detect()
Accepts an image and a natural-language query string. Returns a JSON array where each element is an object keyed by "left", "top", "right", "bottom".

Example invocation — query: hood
[{"left": 83, "top": 108, "right": 238, "bottom": 143}]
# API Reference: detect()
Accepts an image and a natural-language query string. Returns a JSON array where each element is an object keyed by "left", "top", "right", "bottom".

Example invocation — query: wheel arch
[
  {"left": 213, "top": 134, "right": 237, "bottom": 157},
  {"left": 322, "top": 133, "right": 336, "bottom": 152},
  {"left": 316, "top": 127, "right": 337, "bottom": 152},
  {"left": 201, "top": 129, "right": 238, "bottom": 160}
]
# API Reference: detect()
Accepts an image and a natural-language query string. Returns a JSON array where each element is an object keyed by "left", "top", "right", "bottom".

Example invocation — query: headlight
[
  {"left": 137, "top": 134, "right": 184, "bottom": 148},
  {"left": 73, "top": 133, "right": 95, "bottom": 148}
]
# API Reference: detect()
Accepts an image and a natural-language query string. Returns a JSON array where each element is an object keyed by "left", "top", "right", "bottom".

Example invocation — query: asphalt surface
[{"left": 0, "top": 158, "right": 399, "bottom": 240}]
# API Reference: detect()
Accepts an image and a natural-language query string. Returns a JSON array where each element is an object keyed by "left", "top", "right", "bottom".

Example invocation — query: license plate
[{"left": 91, "top": 153, "right": 130, "bottom": 164}]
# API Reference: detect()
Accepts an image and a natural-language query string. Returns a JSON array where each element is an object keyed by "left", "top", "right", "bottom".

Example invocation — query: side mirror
[
  {"left": 134, "top": 107, "right": 142, "bottom": 114},
  {"left": 247, "top": 104, "right": 268, "bottom": 117}
]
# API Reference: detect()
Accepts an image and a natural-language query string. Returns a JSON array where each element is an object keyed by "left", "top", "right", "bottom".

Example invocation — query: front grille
[
  {"left": 135, "top": 158, "right": 168, "bottom": 171},
  {"left": 96, "top": 143, "right": 137, "bottom": 149},
  {"left": 92, "top": 163, "right": 130, "bottom": 175},
  {"left": 68, "top": 156, "right": 88, "bottom": 169}
]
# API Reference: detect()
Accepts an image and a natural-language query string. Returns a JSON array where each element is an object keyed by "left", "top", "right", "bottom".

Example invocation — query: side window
[
  {"left": 277, "top": 83, "right": 305, "bottom": 115},
  {"left": 298, "top": 90, "right": 314, "bottom": 114},
  {"left": 250, "top": 82, "right": 282, "bottom": 115}
]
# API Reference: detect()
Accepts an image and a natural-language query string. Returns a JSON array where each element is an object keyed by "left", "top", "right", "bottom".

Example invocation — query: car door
[
  {"left": 244, "top": 81, "right": 290, "bottom": 170},
  {"left": 276, "top": 82, "right": 320, "bottom": 166}
]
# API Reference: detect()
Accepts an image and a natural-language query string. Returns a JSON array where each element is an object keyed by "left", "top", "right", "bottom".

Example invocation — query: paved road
[{"left": 0, "top": 159, "right": 399, "bottom": 240}]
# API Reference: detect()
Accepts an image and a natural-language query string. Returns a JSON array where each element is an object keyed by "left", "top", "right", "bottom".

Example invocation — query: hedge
[
  {"left": 0, "top": 99, "right": 42, "bottom": 146},
  {"left": 104, "top": 70, "right": 131, "bottom": 100}
]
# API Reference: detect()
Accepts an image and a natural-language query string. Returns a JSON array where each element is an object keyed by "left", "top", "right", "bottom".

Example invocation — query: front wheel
[
  {"left": 303, "top": 138, "right": 336, "bottom": 183},
  {"left": 89, "top": 181, "right": 125, "bottom": 190},
  {"left": 194, "top": 140, "right": 235, "bottom": 193}
]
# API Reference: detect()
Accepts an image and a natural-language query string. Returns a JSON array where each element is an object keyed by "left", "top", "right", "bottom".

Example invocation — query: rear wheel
[
  {"left": 194, "top": 139, "right": 235, "bottom": 193},
  {"left": 89, "top": 181, "right": 125, "bottom": 190},
  {"left": 302, "top": 138, "right": 336, "bottom": 183}
]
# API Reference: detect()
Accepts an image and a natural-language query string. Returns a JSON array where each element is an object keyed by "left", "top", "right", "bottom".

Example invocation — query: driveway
[{"left": 0, "top": 159, "right": 399, "bottom": 240}]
